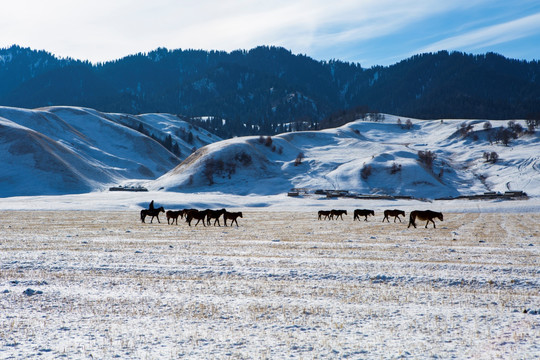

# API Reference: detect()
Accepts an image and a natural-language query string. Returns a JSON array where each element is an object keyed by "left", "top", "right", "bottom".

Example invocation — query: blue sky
[{"left": 1, "top": 0, "right": 539, "bottom": 67}]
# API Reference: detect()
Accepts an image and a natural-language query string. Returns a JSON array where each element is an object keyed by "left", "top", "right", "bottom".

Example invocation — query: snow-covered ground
[
  {"left": 0, "top": 189, "right": 539, "bottom": 213},
  {"left": 1, "top": 107, "right": 539, "bottom": 358},
  {"left": 1, "top": 208, "right": 538, "bottom": 359}
]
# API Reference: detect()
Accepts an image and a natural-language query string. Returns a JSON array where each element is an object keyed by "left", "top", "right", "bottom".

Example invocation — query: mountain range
[
  {"left": 1, "top": 105, "right": 538, "bottom": 199},
  {"left": 1, "top": 45, "right": 539, "bottom": 138}
]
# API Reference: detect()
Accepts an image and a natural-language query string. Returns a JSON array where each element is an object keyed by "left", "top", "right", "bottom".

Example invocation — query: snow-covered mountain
[
  {"left": 1, "top": 106, "right": 538, "bottom": 199},
  {"left": 148, "top": 115, "right": 540, "bottom": 199},
  {"left": 0, "top": 106, "right": 221, "bottom": 196}
]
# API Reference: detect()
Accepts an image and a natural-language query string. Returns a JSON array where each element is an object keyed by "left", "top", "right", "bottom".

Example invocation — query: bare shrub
[
  {"left": 459, "top": 122, "right": 474, "bottom": 137},
  {"left": 361, "top": 164, "right": 373, "bottom": 179},
  {"left": 483, "top": 151, "right": 499, "bottom": 163},
  {"left": 389, "top": 162, "right": 402, "bottom": 174},
  {"left": 418, "top": 150, "right": 436, "bottom": 169},
  {"left": 495, "top": 128, "right": 512, "bottom": 146},
  {"left": 404, "top": 119, "right": 413, "bottom": 130},
  {"left": 235, "top": 152, "right": 252, "bottom": 166},
  {"left": 295, "top": 152, "right": 304, "bottom": 166}
]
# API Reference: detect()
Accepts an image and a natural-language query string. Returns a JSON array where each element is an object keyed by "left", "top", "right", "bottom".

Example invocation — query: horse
[
  {"left": 206, "top": 209, "right": 227, "bottom": 226},
  {"left": 382, "top": 209, "right": 406, "bottom": 223},
  {"left": 408, "top": 210, "right": 443, "bottom": 228},
  {"left": 224, "top": 211, "right": 243, "bottom": 226},
  {"left": 318, "top": 210, "right": 331, "bottom": 220},
  {"left": 166, "top": 210, "right": 184, "bottom": 225},
  {"left": 185, "top": 209, "right": 209, "bottom": 226},
  {"left": 353, "top": 209, "right": 374, "bottom": 221},
  {"left": 140, "top": 207, "right": 165, "bottom": 223},
  {"left": 330, "top": 209, "right": 347, "bottom": 220}
]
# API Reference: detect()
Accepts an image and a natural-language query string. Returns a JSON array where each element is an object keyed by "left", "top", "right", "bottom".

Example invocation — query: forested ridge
[{"left": 1, "top": 45, "right": 539, "bottom": 137}]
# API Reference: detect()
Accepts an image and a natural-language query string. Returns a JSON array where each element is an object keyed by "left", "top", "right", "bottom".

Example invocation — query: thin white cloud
[{"left": 417, "top": 12, "right": 540, "bottom": 54}]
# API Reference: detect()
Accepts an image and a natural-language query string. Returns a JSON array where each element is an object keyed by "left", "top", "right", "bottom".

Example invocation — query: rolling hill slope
[
  {"left": 149, "top": 115, "right": 540, "bottom": 199},
  {"left": 1, "top": 106, "right": 538, "bottom": 199},
  {"left": 0, "top": 106, "right": 221, "bottom": 196}
]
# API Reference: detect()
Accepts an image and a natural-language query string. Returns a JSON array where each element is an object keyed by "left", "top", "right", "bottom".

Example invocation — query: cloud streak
[{"left": 417, "top": 12, "right": 540, "bottom": 54}]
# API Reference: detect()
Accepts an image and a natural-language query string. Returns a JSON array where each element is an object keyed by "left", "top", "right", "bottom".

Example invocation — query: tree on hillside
[
  {"left": 404, "top": 119, "right": 413, "bottom": 130},
  {"left": 361, "top": 164, "right": 373, "bottom": 179},
  {"left": 295, "top": 152, "right": 304, "bottom": 166},
  {"left": 418, "top": 150, "right": 436, "bottom": 169}
]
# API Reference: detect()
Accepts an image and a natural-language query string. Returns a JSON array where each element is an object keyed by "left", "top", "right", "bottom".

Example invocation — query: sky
[{"left": 1, "top": 0, "right": 539, "bottom": 67}]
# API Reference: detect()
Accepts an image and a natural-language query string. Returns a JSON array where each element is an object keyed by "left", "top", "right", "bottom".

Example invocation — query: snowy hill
[
  {"left": 149, "top": 115, "right": 540, "bottom": 199},
  {"left": 0, "top": 106, "right": 221, "bottom": 196},
  {"left": 1, "top": 106, "right": 538, "bottom": 199}
]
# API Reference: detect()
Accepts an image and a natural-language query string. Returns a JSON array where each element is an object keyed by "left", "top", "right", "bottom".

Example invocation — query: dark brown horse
[
  {"left": 166, "top": 210, "right": 184, "bottom": 225},
  {"left": 185, "top": 209, "right": 209, "bottom": 226},
  {"left": 206, "top": 209, "right": 227, "bottom": 226},
  {"left": 382, "top": 209, "right": 406, "bottom": 223},
  {"left": 224, "top": 211, "right": 243, "bottom": 226},
  {"left": 353, "top": 209, "right": 374, "bottom": 221},
  {"left": 330, "top": 209, "right": 347, "bottom": 220},
  {"left": 408, "top": 210, "right": 443, "bottom": 228},
  {"left": 140, "top": 207, "right": 165, "bottom": 223},
  {"left": 318, "top": 210, "right": 331, "bottom": 220}
]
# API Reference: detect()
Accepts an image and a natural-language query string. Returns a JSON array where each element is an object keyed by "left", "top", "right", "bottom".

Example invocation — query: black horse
[
  {"left": 318, "top": 210, "right": 331, "bottom": 220},
  {"left": 185, "top": 209, "right": 210, "bottom": 226},
  {"left": 141, "top": 207, "right": 165, "bottom": 223},
  {"left": 408, "top": 210, "right": 443, "bottom": 228},
  {"left": 353, "top": 209, "right": 375, "bottom": 221},
  {"left": 224, "top": 211, "right": 243, "bottom": 226},
  {"left": 382, "top": 209, "right": 406, "bottom": 223},
  {"left": 330, "top": 209, "right": 347, "bottom": 220},
  {"left": 206, "top": 209, "right": 227, "bottom": 226},
  {"left": 166, "top": 210, "right": 184, "bottom": 225}
]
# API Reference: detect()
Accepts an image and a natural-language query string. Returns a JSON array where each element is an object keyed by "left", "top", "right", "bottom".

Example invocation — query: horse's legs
[{"left": 408, "top": 215, "right": 416, "bottom": 228}]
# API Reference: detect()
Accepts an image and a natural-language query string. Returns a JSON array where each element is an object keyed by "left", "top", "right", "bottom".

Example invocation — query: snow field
[{"left": 1, "top": 210, "right": 539, "bottom": 359}]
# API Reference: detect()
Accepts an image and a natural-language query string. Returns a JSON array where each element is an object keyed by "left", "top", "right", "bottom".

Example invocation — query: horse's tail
[
  {"left": 408, "top": 211, "right": 416, "bottom": 228},
  {"left": 140, "top": 210, "right": 145, "bottom": 223}
]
